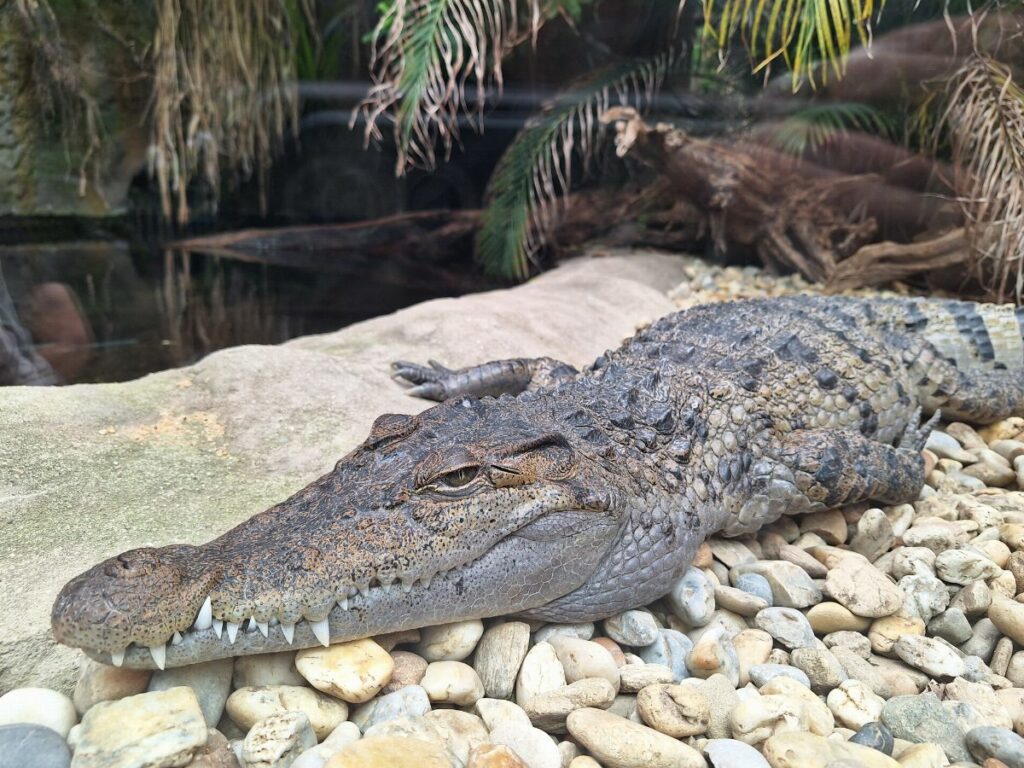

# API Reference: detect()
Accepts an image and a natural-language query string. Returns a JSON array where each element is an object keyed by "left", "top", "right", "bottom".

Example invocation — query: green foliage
[
  {"left": 357, "top": 0, "right": 592, "bottom": 173},
  {"left": 697, "top": 0, "right": 883, "bottom": 89},
  {"left": 476, "top": 51, "right": 679, "bottom": 280},
  {"left": 770, "top": 102, "right": 892, "bottom": 155}
]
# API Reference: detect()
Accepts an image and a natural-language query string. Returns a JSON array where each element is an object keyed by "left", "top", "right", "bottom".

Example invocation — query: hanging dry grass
[
  {"left": 14, "top": 0, "right": 105, "bottom": 198},
  {"left": 150, "top": 0, "right": 313, "bottom": 224},
  {"left": 940, "top": 55, "right": 1024, "bottom": 303},
  {"left": 17, "top": 0, "right": 311, "bottom": 223}
]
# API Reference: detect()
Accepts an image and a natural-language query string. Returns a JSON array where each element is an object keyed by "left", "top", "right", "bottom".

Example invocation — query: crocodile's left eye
[{"left": 435, "top": 466, "right": 479, "bottom": 489}]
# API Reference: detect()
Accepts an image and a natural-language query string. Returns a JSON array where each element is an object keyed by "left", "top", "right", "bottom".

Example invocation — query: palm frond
[
  {"left": 939, "top": 55, "right": 1024, "bottom": 302},
  {"left": 356, "top": 0, "right": 538, "bottom": 174},
  {"left": 687, "top": 0, "right": 883, "bottom": 90},
  {"left": 770, "top": 102, "right": 891, "bottom": 155},
  {"left": 475, "top": 50, "right": 678, "bottom": 280}
]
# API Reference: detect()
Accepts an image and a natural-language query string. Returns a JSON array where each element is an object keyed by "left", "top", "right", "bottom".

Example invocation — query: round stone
[
  {"left": 635, "top": 684, "right": 710, "bottom": 737},
  {"left": 73, "top": 687, "right": 207, "bottom": 768},
  {"left": 148, "top": 657, "right": 233, "bottom": 727},
  {"left": 416, "top": 620, "right": 485, "bottom": 662},
  {"left": 515, "top": 643, "right": 567, "bottom": 707},
  {"left": 704, "top": 738, "right": 770, "bottom": 768},
  {"left": 867, "top": 614, "right": 925, "bottom": 655},
  {"left": 547, "top": 635, "right": 621, "bottom": 689},
  {"left": 382, "top": 651, "right": 429, "bottom": 695},
  {"left": 927, "top": 607, "right": 974, "bottom": 645},
  {"left": 686, "top": 627, "right": 739, "bottom": 686},
  {"left": 566, "top": 707, "right": 706, "bottom": 768},
  {"left": 603, "top": 610, "right": 660, "bottom": 647},
  {"left": 233, "top": 651, "right": 307, "bottom": 689},
  {"left": 489, "top": 722, "right": 561, "bottom": 768},
  {"left": 754, "top": 607, "right": 816, "bottom": 650},
  {"left": 735, "top": 573, "right": 773, "bottom": 605},
  {"left": 226, "top": 685, "right": 349, "bottom": 740},
  {"left": 473, "top": 622, "right": 531, "bottom": 699},
  {"left": 732, "top": 629, "right": 773, "bottom": 686},
  {"left": 824, "top": 556, "right": 903, "bottom": 618},
  {"left": 822, "top": 631, "right": 871, "bottom": 658},
  {"left": 667, "top": 567, "right": 716, "bottom": 627},
  {"left": 72, "top": 660, "right": 151, "bottom": 715},
  {"left": 762, "top": 731, "right": 901, "bottom": 767},
  {"left": 465, "top": 743, "right": 528, "bottom": 768},
  {"left": 325, "top": 735, "right": 451, "bottom": 768},
  {"left": 826, "top": 679, "right": 884, "bottom": 730},
  {"left": 806, "top": 602, "right": 872, "bottom": 634},
  {"left": 966, "top": 726, "right": 1024, "bottom": 767},
  {"left": 989, "top": 595, "right": 1024, "bottom": 645},
  {"left": 790, "top": 647, "right": 847, "bottom": 694},
  {"left": 936, "top": 549, "right": 1003, "bottom": 585},
  {"left": 296, "top": 638, "right": 394, "bottom": 703},
  {"left": 730, "top": 561, "right": 821, "bottom": 609},
  {"left": 637, "top": 629, "right": 692, "bottom": 681},
  {"left": 748, "top": 664, "right": 811, "bottom": 689},
  {"left": 892, "top": 635, "right": 965, "bottom": 678},
  {"left": 881, "top": 693, "right": 972, "bottom": 763},
  {"left": 420, "top": 661, "right": 485, "bottom": 706},
  {"left": 0, "top": 688, "right": 77, "bottom": 739},
  {"left": 243, "top": 711, "right": 317, "bottom": 767},
  {"left": 0, "top": 724, "right": 70, "bottom": 768},
  {"left": 849, "top": 721, "right": 894, "bottom": 755},
  {"left": 349, "top": 685, "right": 431, "bottom": 732}
]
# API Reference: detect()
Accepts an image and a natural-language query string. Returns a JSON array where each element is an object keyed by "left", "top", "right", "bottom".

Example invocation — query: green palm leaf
[
  {"left": 770, "top": 101, "right": 891, "bottom": 155},
  {"left": 357, "top": 0, "right": 533, "bottom": 173},
  {"left": 476, "top": 50, "right": 678, "bottom": 280},
  {"left": 692, "top": 0, "right": 882, "bottom": 89}
]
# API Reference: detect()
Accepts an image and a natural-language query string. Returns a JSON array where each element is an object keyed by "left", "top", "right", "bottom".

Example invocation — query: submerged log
[{"left": 603, "top": 107, "right": 970, "bottom": 292}]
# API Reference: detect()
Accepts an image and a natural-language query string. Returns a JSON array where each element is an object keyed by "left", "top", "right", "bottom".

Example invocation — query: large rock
[{"left": 0, "top": 253, "right": 684, "bottom": 693}]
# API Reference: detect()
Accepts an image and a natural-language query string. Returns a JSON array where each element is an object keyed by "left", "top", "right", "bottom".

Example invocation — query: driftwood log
[{"left": 603, "top": 107, "right": 972, "bottom": 293}]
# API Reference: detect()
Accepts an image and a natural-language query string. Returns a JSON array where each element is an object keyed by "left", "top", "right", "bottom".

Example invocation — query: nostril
[{"left": 102, "top": 549, "right": 161, "bottom": 579}]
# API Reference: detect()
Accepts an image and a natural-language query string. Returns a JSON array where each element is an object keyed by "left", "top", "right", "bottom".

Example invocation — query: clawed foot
[
  {"left": 391, "top": 360, "right": 455, "bottom": 401},
  {"left": 900, "top": 407, "right": 942, "bottom": 453}
]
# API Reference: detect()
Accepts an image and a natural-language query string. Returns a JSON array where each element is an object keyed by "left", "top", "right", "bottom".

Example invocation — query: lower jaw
[{"left": 79, "top": 524, "right": 616, "bottom": 669}]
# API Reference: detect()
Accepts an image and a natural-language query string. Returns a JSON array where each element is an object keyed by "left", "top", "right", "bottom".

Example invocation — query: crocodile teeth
[
  {"left": 194, "top": 596, "right": 213, "bottom": 630},
  {"left": 255, "top": 620, "right": 269, "bottom": 638},
  {"left": 400, "top": 577, "right": 414, "bottom": 593},
  {"left": 171, "top": 631, "right": 183, "bottom": 645},
  {"left": 337, "top": 598, "right": 349, "bottom": 611},
  {"left": 212, "top": 619, "right": 224, "bottom": 639},
  {"left": 281, "top": 623, "right": 295, "bottom": 644},
  {"left": 310, "top": 618, "right": 331, "bottom": 647},
  {"left": 110, "top": 649, "right": 125, "bottom": 667},
  {"left": 247, "top": 617, "right": 260, "bottom": 633},
  {"left": 226, "top": 621, "right": 240, "bottom": 644},
  {"left": 149, "top": 644, "right": 166, "bottom": 670}
]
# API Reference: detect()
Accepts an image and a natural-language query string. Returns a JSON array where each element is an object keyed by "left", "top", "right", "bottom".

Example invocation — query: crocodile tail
[
  {"left": 891, "top": 298, "right": 1024, "bottom": 374},
  {"left": 860, "top": 297, "right": 1024, "bottom": 423}
]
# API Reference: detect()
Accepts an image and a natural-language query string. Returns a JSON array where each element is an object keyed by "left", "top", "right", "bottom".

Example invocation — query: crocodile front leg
[
  {"left": 722, "top": 426, "right": 929, "bottom": 537},
  {"left": 391, "top": 357, "right": 578, "bottom": 400}
]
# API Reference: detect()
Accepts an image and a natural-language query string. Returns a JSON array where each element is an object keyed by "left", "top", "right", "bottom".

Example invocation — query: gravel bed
[{"left": 3, "top": 265, "right": 1024, "bottom": 768}]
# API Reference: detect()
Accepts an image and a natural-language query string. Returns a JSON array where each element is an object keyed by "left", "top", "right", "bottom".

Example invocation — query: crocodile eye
[{"left": 436, "top": 466, "right": 479, "bottom": 488}]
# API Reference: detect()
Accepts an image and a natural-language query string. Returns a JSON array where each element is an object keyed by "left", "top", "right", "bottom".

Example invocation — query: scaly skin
[{"left": 51, "top": 296, "right": 1024, "bottom": 668}]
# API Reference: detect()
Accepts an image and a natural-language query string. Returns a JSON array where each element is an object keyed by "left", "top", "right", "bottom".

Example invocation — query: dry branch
[{"left": 604, "top": 108, "right": 973, "bottom": 293}]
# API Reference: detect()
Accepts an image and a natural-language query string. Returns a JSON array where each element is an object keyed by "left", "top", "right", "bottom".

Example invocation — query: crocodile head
[{"left": 51, "top": 396, "right": 625, "bottom": 668}]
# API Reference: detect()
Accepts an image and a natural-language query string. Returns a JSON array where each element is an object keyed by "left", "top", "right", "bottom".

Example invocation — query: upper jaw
[{"left": 75, "top": 512, "right": 619, "bottom": 669}]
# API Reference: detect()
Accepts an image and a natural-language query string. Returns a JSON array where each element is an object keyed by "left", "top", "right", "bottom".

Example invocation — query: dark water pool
[{"left": 0, "top": 220, "right": 490, "bottom": 386}]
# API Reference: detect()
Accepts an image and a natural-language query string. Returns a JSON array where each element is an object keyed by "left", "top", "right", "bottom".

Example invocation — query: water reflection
[{"left": 0, "top": 221, "right": 487, "bottom": 385}]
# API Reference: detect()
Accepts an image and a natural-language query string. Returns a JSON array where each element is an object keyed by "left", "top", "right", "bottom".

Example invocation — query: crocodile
[{"left": 51, "top": 295, "right": 1024, "bottom": 669}]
